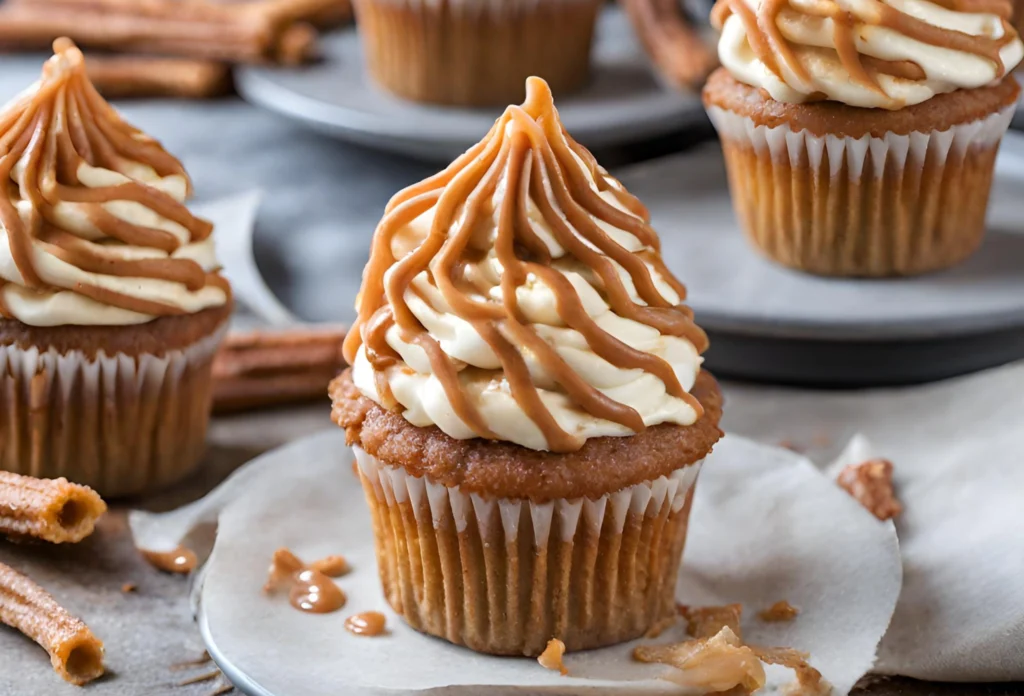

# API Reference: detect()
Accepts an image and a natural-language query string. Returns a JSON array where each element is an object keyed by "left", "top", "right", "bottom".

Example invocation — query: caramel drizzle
[
  {"left": 343, "top": 78, "right": 707, "bottom": 453},
  {"left": 713, "top": 0, "right": 1017, "bottom": 102},
  {"left": 0, "top": 39, "right": 220, "bottom": 317}
]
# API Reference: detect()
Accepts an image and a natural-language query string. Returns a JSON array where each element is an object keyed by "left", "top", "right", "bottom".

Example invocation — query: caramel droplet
[
  {"left": 288, "top": 569, "right": 346, "bottom": 614},
  {"left": 142, "top": 546, "right": 197, "bottom": 574},
  {"left": 309, "top": 555, "right": 349, "bottom": 578},
  {"left": 345, "top": 611, "right": 387, "bottom": 636}
]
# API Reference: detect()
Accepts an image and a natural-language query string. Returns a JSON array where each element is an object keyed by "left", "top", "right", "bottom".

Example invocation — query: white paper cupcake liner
[
  {"left": 706, "top": 103, "right": 1017, "bottom": 276},
  {"left": 707, "top": 104, "right": 1015, "bottom": 180},
  {"left": 0, "top": 324, "right": 226, "bottom": 496},
  {"left": 354, "top": 446, "right": 702, "bottom": 655}
]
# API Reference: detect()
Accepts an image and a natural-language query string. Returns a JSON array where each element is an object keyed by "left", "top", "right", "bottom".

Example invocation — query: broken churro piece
[
  {"left": 837, "top": 458, "right": 902, "bottom": 521},
  {"left": 0, "top": 563, "right": 105, "bottom": 685},
  {"left": 538, "top": 638, "right": 568, "bottom": 676},
  {"left": 758, "top": 600, "right": 800, "bottom": 622},
  {"left": 0, "top": 471, "right": 106, "bottom": 544},
  {"left": 678, "top": 602, "right": 744, "bottom": 639},
  {"left": 635, "top": 626, "right": 766, "bottom": 693}
]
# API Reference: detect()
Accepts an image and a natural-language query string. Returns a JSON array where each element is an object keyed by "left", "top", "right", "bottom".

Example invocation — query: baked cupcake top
[
  {"left": 343, "top": 77, "right": 709, "bottom": 453},
  {"left": 711, "top": 0, "right": 1024, "bottom": 109},
  {"left": 0, "top": 40, "right": 230, "bottom": 327}
]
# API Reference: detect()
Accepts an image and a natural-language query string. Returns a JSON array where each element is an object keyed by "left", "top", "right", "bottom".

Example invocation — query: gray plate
[
  {"left": 234, "top": 8, "right": 706, "bottom": 161},
  {"left": 617, "top": 136, "right": 1024, "bottom": 342}
]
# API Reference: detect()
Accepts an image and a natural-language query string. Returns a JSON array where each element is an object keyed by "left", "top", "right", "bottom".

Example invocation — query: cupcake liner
[
  {"left": 707, "top": 103, "right": 1017, "bottom": 276},
  {"left": 354, "top": 0, "right": 602, "bottom": 106},
  {"left": 354, "top": 446, "right": 702, "bottom": 655},
  {"left": 0, "top": 324, "right": 226, "bottom": 497}
]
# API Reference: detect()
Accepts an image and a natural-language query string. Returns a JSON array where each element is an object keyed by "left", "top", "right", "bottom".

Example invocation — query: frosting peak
[
  {"left": 345, "top": 77, "right": 708, "bottom": 452},
  {"left": 712, "top": 0, "right": 1024, "bottom": 109},
  {"left": 0, "top": 39, "right": 229, "bottom": 326}
]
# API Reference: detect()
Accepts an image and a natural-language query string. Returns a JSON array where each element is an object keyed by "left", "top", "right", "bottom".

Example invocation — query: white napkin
[
  {"left": 132, "top": 432, "right": 901, "bottom": 696},
  {"left": 723, "top": 360, "right": 1024, "bottom": 681}
]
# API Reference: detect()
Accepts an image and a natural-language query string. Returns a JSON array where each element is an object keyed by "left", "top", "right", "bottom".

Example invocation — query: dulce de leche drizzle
[
  {"left": 711, "top": 0, "right": 1021, "bottom": 108},
  {"left": 344, "top": 611, "right": 387, "bottom": 636},
  {"left": 264, "top": 548, "right": 347, "bottom": 615},
  {"left": 343, "top": 78, "right": 708, "bottom": 453},
  {"left": 142, "top": 546, "right": 198, "bottom": 574},
  {"left": 0, "top": 39, "right": 229, "bottom": 322}
]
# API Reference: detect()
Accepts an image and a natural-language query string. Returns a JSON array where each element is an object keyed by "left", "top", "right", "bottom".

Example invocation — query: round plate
[
  {"left": 616, "top": 135, "right": 1024, "bottom": 342},
  {"left": 234, "top": 8, "right": 706, "bottom": 161}
]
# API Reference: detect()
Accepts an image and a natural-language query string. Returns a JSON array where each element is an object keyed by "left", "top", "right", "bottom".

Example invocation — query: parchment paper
[
  {"left": 723, "top": 360, "right": 1024, "bottom": 681},
  {"left": 132, "top": 432, "right": 901, "bottom": 696}
]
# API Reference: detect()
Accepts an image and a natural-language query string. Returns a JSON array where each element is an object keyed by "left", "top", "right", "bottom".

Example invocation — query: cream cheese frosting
[
  {"left": 712, "top": 0, "right": 1024, "bottom": 109},
  {"left": 0, "top": 40, "right": 229, "bottom": 327},
  {"left": 344, "top": 77, "right": 709, "bottom": 452}
]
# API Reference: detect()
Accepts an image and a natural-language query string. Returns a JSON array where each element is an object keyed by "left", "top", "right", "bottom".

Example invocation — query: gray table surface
[{"left": 0, "top": 59, "right": 1022, "bottom": 696}]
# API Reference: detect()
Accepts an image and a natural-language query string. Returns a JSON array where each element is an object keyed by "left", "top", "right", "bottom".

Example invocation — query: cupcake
[
  {"left": 703, "top": 0, "right": 1024, "bottom": 277},
  {"left": 354, "top": 0, "right": 603, "bottom": 106},
  {"left": 0, "top": 41, "right": 231, "bottom": 497},
  {"left": 331, "top": 77, "right": 723, "bottom": 655}
]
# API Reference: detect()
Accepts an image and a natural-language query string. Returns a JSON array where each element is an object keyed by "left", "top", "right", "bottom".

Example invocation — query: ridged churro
[
  {"left": 0, "top": 563, "right": 105, "bottom": 685},
  {"left": 0, "top": 472, "right": 106, "bottom": 544}
]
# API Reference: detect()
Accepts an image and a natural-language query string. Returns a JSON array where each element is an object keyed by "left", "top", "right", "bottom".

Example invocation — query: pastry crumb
[
  {"left": 538, "top": 638, "right": 568, "bottom": 676},
  {"left": 837, "top": 458, "right": 902, "bottom": 521},
  {"left": 645, "top": 614, "right": 678, "bottom": 638},
  {"left": 634, "top": 626, "right": 766, "bottom": 693},
  {"left": 778, "top": 440, "right": 803, "bottom": 452},
  {"left": 753, "top": 645, "right": 832, "bottom": 695},
  {"left": 758, "top": 600, "right": 800, "bottom": 622},
  {"left": 678, "top": 602, "right": 744, "bottom": 639},
  {"left": 309, "top": 555, "right": 349, "bottom": 577},
  {"left": 121, "top": 582, "right": 137, "bottom": 593}
]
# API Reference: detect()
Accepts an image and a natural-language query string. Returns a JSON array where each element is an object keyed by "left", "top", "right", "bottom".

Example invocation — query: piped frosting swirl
[
  {"left": 712, "top": 0, "right": 1024, "bottom": 109},
  {"left": 0, "top": 40, "right": 229, "bottom": 327},
  {"left": 344, "top": 78, "right": 708, "bottom": 453}
]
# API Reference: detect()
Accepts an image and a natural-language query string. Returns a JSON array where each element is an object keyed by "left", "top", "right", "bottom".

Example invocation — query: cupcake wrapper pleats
[
  {"left": 354, "top": 0, "right": 602, "bottom": 106},
  {"left": 0, "top": 324, "right": 226, "bottom": 497},
  {"left": 707, "top": 104, "right": 1017, "bottom": 276},
  {"left": 354, "top": 446, "right": 701, "bottom": 656}
]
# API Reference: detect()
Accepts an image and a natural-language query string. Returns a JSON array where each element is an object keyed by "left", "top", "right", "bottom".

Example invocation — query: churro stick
[
  {"left": 0, "top": 472, "right": 106, "bottom": 544},
  {"left": 212, "top": 327, "right": 346, "bottom": 413},
  {"left": 0, "top": 5, "right": 283, "bottom": 64},
  {"left": 86, "top": 56, "right": 232, "bottom": 99},
  {"left": 619, "top": 0, "right": 719, "bottom": 90},
  {"left": 0, "top": 563, "right": 105, "bottom": 685}
]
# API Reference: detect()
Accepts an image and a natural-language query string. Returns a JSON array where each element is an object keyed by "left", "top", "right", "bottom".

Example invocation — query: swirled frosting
[
  {"left": 343, "top": 78, "right": 709, "bottom": 452},
  {"left": 0, "top": 40, "right": 229, "bottom": 327},
  {"left": 711, "top": 0, "right": 1024, "bottom": 109}
]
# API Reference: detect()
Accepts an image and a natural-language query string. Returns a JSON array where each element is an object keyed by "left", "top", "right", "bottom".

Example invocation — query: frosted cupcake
[
  {"left": 354, "top": 0, "right": 603, "bottom": 106},
  {"left": 703, "top": 0, "right": 1024, "bottom": 276},
  {"left": 331, "top": 78, "right": 723, "bottom": 655},
  {"left": 0, "top": 41, "right": 231, "bottom": 496}
]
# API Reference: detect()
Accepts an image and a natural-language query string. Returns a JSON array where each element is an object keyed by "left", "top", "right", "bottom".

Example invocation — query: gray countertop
[{"left": 0, "top": 55, "right": 1022, "bottom": 696}]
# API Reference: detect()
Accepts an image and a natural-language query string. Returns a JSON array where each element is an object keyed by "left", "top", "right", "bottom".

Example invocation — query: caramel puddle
[
  {"left": 345, "top": 611, "right": 387, "bottom": 636},
  {"left": 142, "top": 546, "right": 197, "bottom": 574},
  {"left": 265, "top": 548, "right": 347, "bottom": 614}
]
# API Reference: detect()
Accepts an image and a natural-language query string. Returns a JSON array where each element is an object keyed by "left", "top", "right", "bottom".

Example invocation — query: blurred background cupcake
[
  {"left": 0, "top": 42, "right": 231, "bottom": 497},
  {"left": 353, "top": 0, "right": 604, "bottom": 106},
  {"left": 703, "top": 0, "right": 1024, "bottom": 277}
]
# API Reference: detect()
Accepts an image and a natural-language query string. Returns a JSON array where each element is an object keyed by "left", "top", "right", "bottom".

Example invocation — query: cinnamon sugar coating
[
  {"left": 331, "top": 368, "right": 723, "bottom": 502},
  {"left": 703, "top": 69, "right": 1020, "bottom": 137}
]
